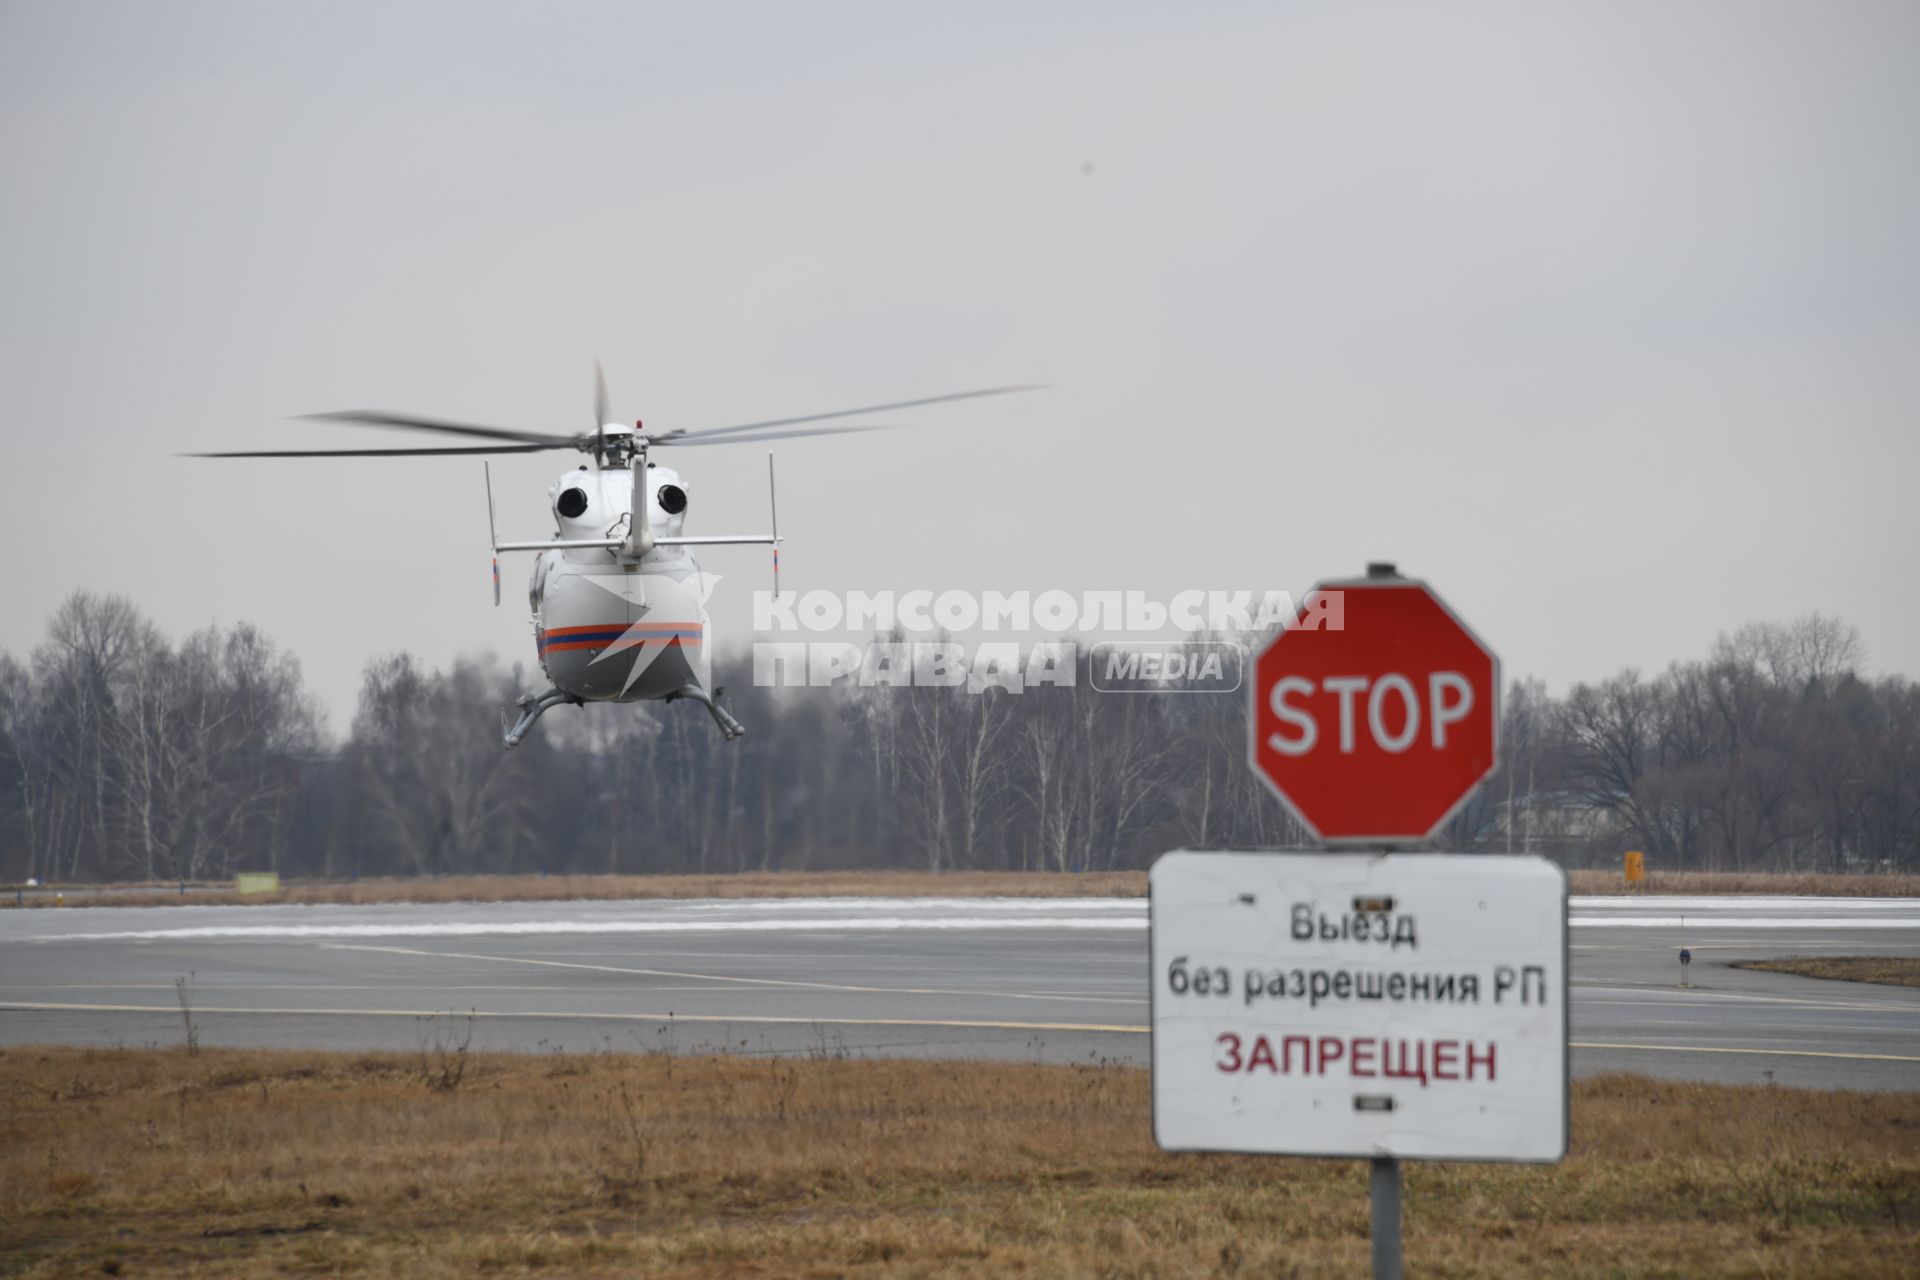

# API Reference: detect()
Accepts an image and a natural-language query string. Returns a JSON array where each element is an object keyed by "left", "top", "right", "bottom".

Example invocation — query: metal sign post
[
  {"left": 1370, "top": 1156, "right": 1402, "bottom": 1279},
  {"left": 1369, "top": 827, "right": 1403, "bottom": 1280}
]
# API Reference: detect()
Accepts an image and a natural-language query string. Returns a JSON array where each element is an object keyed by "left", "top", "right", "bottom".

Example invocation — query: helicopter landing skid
[
  {"left": 504, "top": 686, "right": 575, "bottom": 749},
  {"left": 670, "top": 683, "right": 746, "bottom": 741}
]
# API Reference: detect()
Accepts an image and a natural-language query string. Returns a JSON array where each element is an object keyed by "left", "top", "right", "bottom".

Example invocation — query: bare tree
[
  {"left": 1718, "top": 614, "right": 1864, "bottom": 690},
  {"left": 5, "top": 599, "right": 1917, "bottom": 884},
  {"left": 347, "top": 655, "right": 535, "bottom": 876}
]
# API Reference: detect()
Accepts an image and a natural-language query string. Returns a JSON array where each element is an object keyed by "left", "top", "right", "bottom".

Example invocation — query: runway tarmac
[{"left": 3, "top": 894, "right": 1917, "bottom": 1090}]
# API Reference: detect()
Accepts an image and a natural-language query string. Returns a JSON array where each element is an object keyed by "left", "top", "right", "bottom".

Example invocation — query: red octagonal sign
[{"left": 1251, "top": 573, "right": 1500, "bottom": 844}]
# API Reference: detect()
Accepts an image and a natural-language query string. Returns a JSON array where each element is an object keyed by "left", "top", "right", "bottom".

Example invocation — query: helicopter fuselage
[{"left": 530, "top": 460, "right": 712, "bottom": 706}]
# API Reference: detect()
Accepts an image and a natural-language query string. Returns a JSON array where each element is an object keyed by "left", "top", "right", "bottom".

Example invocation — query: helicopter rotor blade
[
  {"left": 654, "top": 384, "right": 1044, "bottom": 443},
  {"left": 593, "top": 360, "right": 612, "bottom": 428},
  {"left": 301, "top": 410, "right": 582, "bottom": 449},
  {"left": 591, "top": 360, "right": 610, "bottom": 470},
  {"left": 192, "top": 379, "right": 1039, "bottom": 461},
  {"left": 185, "top": 444, "right": 559, "bottom": 458},
  {"left": 652, "top": 423, "right": 903, "bottom": 448}
]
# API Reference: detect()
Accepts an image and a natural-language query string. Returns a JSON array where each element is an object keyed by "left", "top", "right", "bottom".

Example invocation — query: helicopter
[{"left": 194, "top": 369, "right": 1039, "bottom": 747}]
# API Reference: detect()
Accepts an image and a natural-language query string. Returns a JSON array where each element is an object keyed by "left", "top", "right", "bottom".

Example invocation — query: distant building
[{"left": 1492, "top": 791, "right": 1621, "bottom": 852}]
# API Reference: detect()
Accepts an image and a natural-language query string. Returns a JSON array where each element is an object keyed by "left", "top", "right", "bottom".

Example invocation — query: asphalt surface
[{"left": 2, "top": 894, "right": 1916, "bottom": 1090}]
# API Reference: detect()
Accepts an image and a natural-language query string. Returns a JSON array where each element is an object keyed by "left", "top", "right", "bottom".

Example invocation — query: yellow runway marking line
[
  {"left": 1690, "top": 942, "right": 1920, "bottom": 949},
  {"left": 0, "top": 1001, "right": 1146, "bottom": 1035},
  {"left": 0, "top": 990, "right": 178, "bottom": 997},
  {"left": 8, "top": 1001, "right": 1920, "bottom": 1063},
  {"left": 0, "top": 983, "right": 381, "bottom": 993},
  {"left": 1579, "top": 995, "right": 1918, "bottom": 1015},
  {"left": 1570, "top": 1040, "right": 1920, "bottom": 1064},
  {"left": 326, "top": 943, "right": 1148, "bottom": 1006},
  {"left": 0, "top": 984, "right": 605, "bottom": 995},
  {"left": 1574, "top": 985, "right": 1919, "bottom": 1014},
  {"left": 1573, "top": 942, "right": 1920, "bottom": 951}
]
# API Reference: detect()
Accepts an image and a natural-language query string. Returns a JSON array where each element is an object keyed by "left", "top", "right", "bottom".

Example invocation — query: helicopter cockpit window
[
  {"left": 556, "top": 487, "right": 590, "bottom": 518},
  {"left": 656, "top": 484, "right": 687, "bottom": 515}
]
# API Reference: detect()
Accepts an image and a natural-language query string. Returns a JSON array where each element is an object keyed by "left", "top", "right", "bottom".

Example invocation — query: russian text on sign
[{"left": 1150, "top": 850, "right": 1567, "bottom": 1163}]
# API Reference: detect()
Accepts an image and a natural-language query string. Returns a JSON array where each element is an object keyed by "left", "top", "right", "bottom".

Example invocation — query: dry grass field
[
  {"left": 1, "top": 1047, "right": 1915, "bottom": 1278},
  {"left": 1736, "top": 957, "right": 1920, "bottom": 989},
  {"left": 1566, "top": 868, "right": 1920, "bottom": 898},
  {"left": 7, "top": 867, "right": 1919, "bottom": 909},
  {"left": 1566, "top": 867, "right": 1920, "bottom": 898}
]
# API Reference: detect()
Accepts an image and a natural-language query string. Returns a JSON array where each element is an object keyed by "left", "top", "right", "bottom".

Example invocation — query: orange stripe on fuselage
[
  {"left": 544, "top": 621, "right": 703, "bottom": 637},
  {"left": 543, "top": 637, "right": 702, "bottom": 653}
]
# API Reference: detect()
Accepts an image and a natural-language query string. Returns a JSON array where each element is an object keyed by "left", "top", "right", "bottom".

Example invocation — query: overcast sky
[{"left": 2, "top": 1, "right": 1916, "bottom": 733}]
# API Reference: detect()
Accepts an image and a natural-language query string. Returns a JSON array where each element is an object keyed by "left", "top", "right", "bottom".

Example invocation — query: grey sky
[{"left": 3, "top": 1, "right": 1916, "bottom": 734}]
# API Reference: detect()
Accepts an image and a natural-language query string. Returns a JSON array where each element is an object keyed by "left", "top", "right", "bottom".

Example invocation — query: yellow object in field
[
  {"left": 1623, "top": 851, "right": 1645, "bottom": 885},
  {"left": 235, "top": 872, "right": 281, "bottom": 896}
]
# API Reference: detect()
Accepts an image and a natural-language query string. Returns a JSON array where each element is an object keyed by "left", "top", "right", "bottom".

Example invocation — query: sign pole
[
  {"left": 1369, "top": 1156, "right": 1403, "bottom": 1280},
  {"left": 1368, "top": 828, "right": 1403, "bottom": 1280}
]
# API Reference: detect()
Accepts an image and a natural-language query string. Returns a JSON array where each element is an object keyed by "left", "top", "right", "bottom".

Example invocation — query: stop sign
[{"left": 1250, "top": 570, "right": 1499, "bottom": 844}]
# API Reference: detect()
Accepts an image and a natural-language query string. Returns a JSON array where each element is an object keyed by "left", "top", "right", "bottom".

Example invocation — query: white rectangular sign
[{"left": 1150, "top": 850, "right": 1567, "bottom": 1162}]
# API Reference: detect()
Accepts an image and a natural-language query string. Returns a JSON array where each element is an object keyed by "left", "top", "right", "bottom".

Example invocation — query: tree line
[{"left": 2, "top": 593, "right": 1915, "bottom": 883}]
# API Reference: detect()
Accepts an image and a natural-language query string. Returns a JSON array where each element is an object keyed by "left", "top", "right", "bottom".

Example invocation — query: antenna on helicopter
[
  {"left": 769, "top": 451, "right": 780, "bottom": 598},
  {"left": 484, "top": 461, "right": 501, "bottom": 606}
]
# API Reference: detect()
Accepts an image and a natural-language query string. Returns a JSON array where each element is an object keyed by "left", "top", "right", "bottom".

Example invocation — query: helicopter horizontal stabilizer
[
  {"left": 491, "top": 534, "right": 781, "bottom": 554},
  {"left": 494, "top": 538, "right": 627, "bottom": 553}
]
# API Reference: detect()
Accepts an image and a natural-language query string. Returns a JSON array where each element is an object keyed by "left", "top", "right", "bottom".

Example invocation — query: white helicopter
[{"left": 196, "top": 369, "right": 1038, "bottom": 747}]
